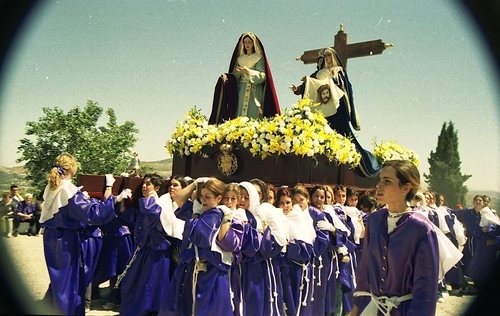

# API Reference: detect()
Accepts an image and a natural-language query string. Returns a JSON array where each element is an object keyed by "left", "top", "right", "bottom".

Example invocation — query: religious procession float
[
  {"left": 167, "top": 26, "right": 417, "bottom": 191},
  {"left": 166, "top": 97, "right": 419, "bottom": 191},
  {"left": 78, "top": 25, "right": 419, "bottom": 198}
]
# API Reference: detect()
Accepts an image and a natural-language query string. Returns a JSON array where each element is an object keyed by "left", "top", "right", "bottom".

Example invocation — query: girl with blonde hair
[{"left": 41, "top": 153, "right": 131, "bottom": 314}]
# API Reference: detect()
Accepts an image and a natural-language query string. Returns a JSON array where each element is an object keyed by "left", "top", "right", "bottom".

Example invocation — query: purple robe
[
  {"left": 436, "top": 207, "right": 464, "bottom": 286},
  {"left": 217, "top": 218, "right": 245, "bottom": 316},
  {"left": 82, "top": 225, "right": 103, "bottom": 287},
  {"left": 354, "top": 209, "right": 439, "bottom": 316},
  {"left": 333, "top": 205, "right": 358, "bottom": 314},
  {"left": 322, "top": 211, "right": 350, "bottom": 315},
  {"left": 92, "top": 204, "right": 134, "bottom": 287},
  {"left": 42, "top": 191, "right": 117, "bottom": 315},
  {"left": 15, "top": 200, "right": 36, "bottom": 218},
  {"left": 240, "top": 210, "right": 285, "bottom": 316},
  {"left": 283, "top": 240, "right": 313, "bottom": 316},
  {"left": 308, "top": 207, "right": 330, "bottom": 316},
  {"left": 161, "top": 201, "right": 233, "bottom": 316},
  {"left": 453, "top": 207, "right": 499, "bottom": 286},
  {"left": 119, "top": 198, "right": 172, "bottom": 316}
]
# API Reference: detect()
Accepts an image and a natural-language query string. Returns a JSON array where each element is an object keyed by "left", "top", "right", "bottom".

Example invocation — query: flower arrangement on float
[
  {"left": 166, "top": 98, "right": 419, "bottom": 168},
  {"left": 372, "top": 140, "right": 420, "bottom": 167}
]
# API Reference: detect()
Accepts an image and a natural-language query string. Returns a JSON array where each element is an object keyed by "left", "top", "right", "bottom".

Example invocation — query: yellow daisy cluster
[
  {"left": 165, "top": 107, "right": 217, "bottom": 157},
  {"left": 373, "top": 141, "right": 420, "bottom": 167},
  {"left": 242, "top": 98, "right": 361, "bottom": 167},
  {"left": 166, "top": 98, "right": 376, "bottom": 168}
]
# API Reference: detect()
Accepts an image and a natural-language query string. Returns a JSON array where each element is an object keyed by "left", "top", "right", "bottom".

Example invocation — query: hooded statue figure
[{"left": 209, "top": 32, "right": 280, "bottom": 124}]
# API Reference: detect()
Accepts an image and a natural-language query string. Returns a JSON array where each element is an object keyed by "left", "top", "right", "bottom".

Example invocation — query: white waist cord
[{"left": 353, "top": 291, "right": 413, "bottom": 316}]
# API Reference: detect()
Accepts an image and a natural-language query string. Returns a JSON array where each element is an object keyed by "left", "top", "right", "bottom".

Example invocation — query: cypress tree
[{"left": 424, "top": 121, "right": 471, "bottom": 208}]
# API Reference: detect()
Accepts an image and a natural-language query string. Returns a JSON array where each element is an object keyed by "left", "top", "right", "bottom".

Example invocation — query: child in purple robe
[
  {"left": 352, "top": 160, "right": 439, "bottom": 316},
  {"left": 284, "top": 185, "right": 331, "bottom": 316},
  {"left": 118, "top": 173, "right": 173, "bottom": 316},
  {"left": 219, "top": 183, "right": 245, "bottom": 316},
  {"left": 288, "top": 185, "right": 335, "bottom": 315},
  {"left": 161, "top": 177, "right": 235, "bottom": 316},
  {"left": 40, "top": 153, "right": 131, "bottom": 315},
  {"left": 236, "top": 181, "right": 288, "bottom": 316},
  {"left": 311, "top": 185, "right": 353, "bottom": 316}
]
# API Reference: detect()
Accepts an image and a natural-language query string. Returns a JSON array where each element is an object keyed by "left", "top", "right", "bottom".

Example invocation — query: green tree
[
  {"left": 16, "top": 100, "right": 139, "bottom": 191},
  {"left": 424, "top": 121, "right": 471, "bottom": 207}
]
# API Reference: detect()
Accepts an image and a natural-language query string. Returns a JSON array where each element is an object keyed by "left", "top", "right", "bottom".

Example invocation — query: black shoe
[
  {"left": 449, "top": 289, "right": 463, "bottom": 297},
  {"left": 13, "top": 230, "right": 18, "bottom": 237},
  {"left": 27, "top": 232, "right": 32, "bottom": 236},
  {"left": 462, "top": 286, "right": 478, "bottom": 295}
]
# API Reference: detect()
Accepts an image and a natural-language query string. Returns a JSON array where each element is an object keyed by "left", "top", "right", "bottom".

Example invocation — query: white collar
[{"left": 40, "top": 179, "right": 79, "bottom": 223}]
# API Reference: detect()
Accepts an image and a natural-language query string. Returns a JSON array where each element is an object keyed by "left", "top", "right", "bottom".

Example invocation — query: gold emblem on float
[{"left": 217, "top": 144, "right": 238, "bottom": 176}]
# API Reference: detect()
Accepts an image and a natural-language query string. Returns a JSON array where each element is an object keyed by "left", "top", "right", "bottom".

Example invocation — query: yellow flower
[
  {"left": 167, "top": 99, "right": 416, "bottom": 169},
  {"left": 373, "top": 140, "right": 420, "bottom": 167}
]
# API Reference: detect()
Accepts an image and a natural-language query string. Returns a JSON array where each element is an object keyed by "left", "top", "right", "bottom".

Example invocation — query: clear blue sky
[{"left": 1, "top": 0, "right": 498, "bottom": 192}]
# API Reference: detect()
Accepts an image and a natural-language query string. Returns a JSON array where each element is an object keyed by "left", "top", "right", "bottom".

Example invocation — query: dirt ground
[{"left": 1, "top": 233, "right": 477, "bottom": 315}]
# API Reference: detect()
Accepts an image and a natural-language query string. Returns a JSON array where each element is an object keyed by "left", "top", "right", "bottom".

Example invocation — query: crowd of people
[
  {"left": 3, "top": 152, "right": 494, "bottom": 315},
  {"left": 1, "top": 32, "right": 498, "bottom": 315},
  {"left": 0, "top": 184, "right": 42, "bottom": 237}
]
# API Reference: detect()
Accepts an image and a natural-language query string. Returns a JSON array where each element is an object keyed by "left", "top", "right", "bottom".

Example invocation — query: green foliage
[
  {"left": 424, "top": 121, "right": 471, "bottom": 207},
  {"left": 16, "top": 100, "right": 139, "bottom": 191}
]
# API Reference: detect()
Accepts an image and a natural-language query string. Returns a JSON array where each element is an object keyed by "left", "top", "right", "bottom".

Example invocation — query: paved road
[{"left": 1, "top": 233, "right": 476, "bottom": 315}]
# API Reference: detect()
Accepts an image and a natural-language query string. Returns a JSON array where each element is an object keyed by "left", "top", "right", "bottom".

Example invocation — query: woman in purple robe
[
  {"left": 435, "top": 193, "right": 467, "bottom": 295},
  {"left": 91, "top": 202, "right": 134, "bottom": 310},
  {"left": 218, "top": 183, "right": 245, "bottom": 316},
  {"left": 352, "top": 160, "right": 439, "bottom": 316},
  {"left": 161, "top": 177, "right": 235, "bottom": 316},
  {"left": 317, "top": 185, "right": 356, "bottom": 316},
  {"left": 276, "top": 186, "right": 312, "bottom": 315},
  {"left": 452, "top": 195, "right": 499, "bottom": 292},
  {"left": 236, "top": 181, "right": 288, "bottom": 316},
  {"left": 332, "top": 185, "right": 360, "bottom": 315},
  {"left": 287, "top": 185, "right": 331, "bottom": 316},
  {"left": 40, "top": 153, "right": 131, "bottom": 315},
  {"left": 118, "top": 173, "right": 173, "bottom": 316}
]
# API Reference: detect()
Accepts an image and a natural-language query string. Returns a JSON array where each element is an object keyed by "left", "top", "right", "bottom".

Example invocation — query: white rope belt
[{"left": 353, "top": 291, "right": 413, "bottom": 316}]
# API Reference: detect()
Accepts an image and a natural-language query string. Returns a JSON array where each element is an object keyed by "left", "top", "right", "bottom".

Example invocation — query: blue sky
[{"left": 0, "top": 0, "right": 498, "bottom": 193}]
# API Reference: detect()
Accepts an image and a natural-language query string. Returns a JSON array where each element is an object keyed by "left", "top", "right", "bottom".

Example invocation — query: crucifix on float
[{"left": 296, "top": 23, "right": 394, "bottom": 69}]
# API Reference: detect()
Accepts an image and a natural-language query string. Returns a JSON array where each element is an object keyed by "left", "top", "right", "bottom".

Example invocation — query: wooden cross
[{"left": 296, "top": 24, "right": 394, "bottom": 70}]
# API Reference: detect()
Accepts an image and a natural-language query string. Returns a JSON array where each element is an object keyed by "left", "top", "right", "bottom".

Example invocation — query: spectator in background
[
  {"left": 0, "top": 192, "right": 15, "bottom": 237},
  {"left": 10, "top": 184, "right": 23, "bottom": 209},
  {"left": 13, "top": 193, "right": 37, "bottom": 236}
]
